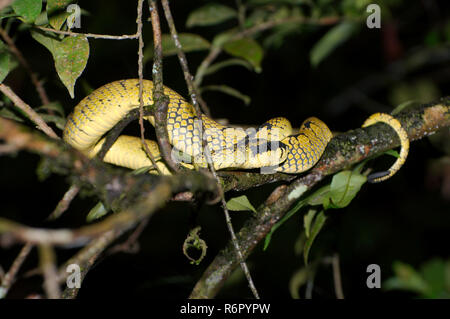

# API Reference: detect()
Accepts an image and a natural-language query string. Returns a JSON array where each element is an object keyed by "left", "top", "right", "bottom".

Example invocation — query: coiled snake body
[{"left": 63, "top": 79, "right": 409, "bottom": 182}]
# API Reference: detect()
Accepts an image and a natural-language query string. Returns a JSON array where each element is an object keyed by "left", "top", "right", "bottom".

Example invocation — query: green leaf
[
  {"left": 12, "top": 0, "right": 42, "bottom": 23},
  {"left": 0, "top": 41, "right": 12, "bottom": 83},
  {"left": 36, "top": 102, "right": 65, "bottom": 117},
  {"left": 385, "top": 149, "right": 400, "bottom": 158},
  {"left": 391, "top": 100, "right": 420, "bottom": 115},
  {"left": 211, "top": 30, "right": 236, "bottom": 48},
  {"left": 226, "top": 195, "right": 256, "bottom": 213},
  {"left": 203, "top": 58, "right": 253, "bottom": 77},
  {"left": 310, "top": 21, "right": 357, "bottom": 67},
  {"left": 186, "top": 3, "right": 236, "bottom": 28},
  {"left": 131, "top": 166, "right": 153, "bottom": 175},
  {"left": 31, "top": 31, "right": 89, "bottom": 98},
  {"left": 421, "top": 259, "right": 446, "bottom": 297},
  {"left": 303, "top": 208, "right": 317, "bottom": 238},
  {"left": 384, "top": 261, "right": 430, "bottom": 295},
  {"left": 53, "top": 35, "right": 89, "bottom": 98},
  {"left": 0, "top": 107, "right": 24, "bottom": 122},
  {"left": 329, "top": 170, "right": 366, "bottom": 208},
  {"left": 224, "top": 38, "right": 264, "bottom": 72},
  {"left": 306, "top": 184, "right": 330, "bottom": 206},
  {"left": 303, "top": 210, "right": 327, "bottom": 265},
  {"left": 201, "top": 85, "right": 251, "bottom": 105},
  {"left": 144, "top": 33, "right": 210, "bottom": 62},
  {"left": 47, "top": 0, "right": 73, "bottom": 30},
  {"left": 264, "top": 198, "right": 307, "bottom": 250},
  {"left": 39, "top": 113, "right": 66, "bottom": 130},
  {"left": 289, "top": 267, "right": 309, "bottom": 299},
  {"left": 86, "top": 201, "right": 109, "bottom": 222}
]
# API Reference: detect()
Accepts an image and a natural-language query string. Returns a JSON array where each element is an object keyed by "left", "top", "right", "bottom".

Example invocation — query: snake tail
[{"left": 362, "top": 112, "right": 410, "bottom": 183}]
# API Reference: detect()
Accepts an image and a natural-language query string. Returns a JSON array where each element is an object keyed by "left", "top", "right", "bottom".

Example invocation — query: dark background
[{"left": 1, "top": 0, "right": 449, "bottom": 298}]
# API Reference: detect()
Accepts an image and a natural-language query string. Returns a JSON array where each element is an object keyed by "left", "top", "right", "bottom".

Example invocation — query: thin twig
[
  {"left": 0, "top": 27, "right": 50, "bottom": 106},
  {"left": 0, "top": 0, "right": 13, "bottom": 11},
  {"left": 0, "top": 143, "right": 18, "bottom": 154},
  {"left": 35, "top": 26, "right": 139, "bottom": 40},
  {"left": 148, "top": 0, "right": 180, "bottom": 172},
  {"left": 107, "top": 217, "right": 149, "bottom": 255},
  {"left": 137, "top": 0, "right": 162, "bottom": 174},
  {"left": 0, "top": 83, "right": 59, "bottom": 139},
  {"left": 0, "top": 243, "right": 33, "bottom": 299},
  {"left": 161, "top": 0, "right": 211, "bottom": 117},
  {"left": 47, "top": 185, "right": 80, "bottom": 221},
  {"left": 60, "top": 229, "right": 125, "bottom": 298},
  {"left": 330, "top": 253, "right": 344, "bottom": 299},
  {"left": 161, "top": 0, "right": 259, "bottom": 299},
  {"left": 38, "top": 244, "right": 60, "bottom": 299}
]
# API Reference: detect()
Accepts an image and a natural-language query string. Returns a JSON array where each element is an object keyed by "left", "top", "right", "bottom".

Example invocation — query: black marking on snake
[
  {"left": 246, "top": 138, "right": 287, "bottom": 156},
  {"left": 119, "top": 81, "right": 127, "bottom": 90},
  {"left": 80, "top": 109, "right": 92, "bottom": 122},
  {"left": 69, "top": 117, "right": 89, "bottom": 136}
]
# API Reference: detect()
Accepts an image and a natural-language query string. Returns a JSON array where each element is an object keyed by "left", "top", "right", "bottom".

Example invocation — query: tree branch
[{"left": 0, "top": 84, "right": 59, "bottom": 139}]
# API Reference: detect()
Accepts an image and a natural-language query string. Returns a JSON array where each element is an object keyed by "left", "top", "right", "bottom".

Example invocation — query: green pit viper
[{"left": 63, "top": 79, "right": 409, "bottom": 182}]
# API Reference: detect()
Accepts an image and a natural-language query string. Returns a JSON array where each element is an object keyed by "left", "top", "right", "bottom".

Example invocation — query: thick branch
[{"left": 189, "top": 98, "right": 450, "bottom": 298}]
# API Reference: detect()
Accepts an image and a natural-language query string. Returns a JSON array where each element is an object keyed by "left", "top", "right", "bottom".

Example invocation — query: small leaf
[
  {"left": 32, "top": 31, "right": 89, "bottom": 98},
  {"left": 226, "top": 195, "right": 256, "bottom": 213},
  {"left": 303, "top": 208, "right": 317, "bottom": 238},
  {"left": 224, "top": 38, "right": 264, "bottom": 72},
  {"left": 289, "top": 267, "right": 309, "bottom": 299},
  {"left": 47, "top": 0, "right": 73, "bottom": 30},
  {"left": 201, "top": 85, "right": 251, "bottom": 105},
  {"left": 421, "top": 259, "right": 446, "bottom": 297},
  {"left": 39, "top": 113, "right": 66, "bottom": 130},
  {"left": 131, "top": 166, "right": 153, "bottom": 175},
  {"left": 310, "top": 21, "right": 357, "bottom": 67},
  {"left": 264, "top": 198, "right": 306, "bottom": 250},
  {"left": 203, "top": 58, "right": 253, "bottom": 77},
  {"left": 144, "top": 33, "right": 210, "bottom": 62},
  {"left": 329, "top": 170, "right": 366, "bottom": 208},
  {"left": 53, "top": 35, "right": 89, "bottom": 98},
  {"left": 211, "top": 30, "right": 236, "bottom": 48},
  {"left": 0, "top": 107, "right": 24, "bottom": 122},
  {"left": 306, "top": 184, "right": 330, "bottom": 206},
  {"left": 36, "top": 102, "right": 65, "bottom": 117},
  {"left": 304, "top": 210, "right": 327, "bottom": 265},
  {"left": 186, "top": 3, "right": 236, "bottom": 28},
  {"left": 12, "top": 0, "right": 42, "bottom": 23},
  {"left": 0, "top": 41, "right": 12, "bottom": 83},
  {"left": 385, "top": 149, "right": 400, "bottom": 158},
  {"left": 384, "top": 261, "right": 430, "bottom": 295},
  {"left": 86, "top": 201, "right": 109, "bottom": 222},
  {"left": 391, "top": 100, "right": 420, "bottom": 115}
]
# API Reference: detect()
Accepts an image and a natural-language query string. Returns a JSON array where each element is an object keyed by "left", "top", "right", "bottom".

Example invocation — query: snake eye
[{"left": 279, "top": 142, "right": 289, "bottom": 162}]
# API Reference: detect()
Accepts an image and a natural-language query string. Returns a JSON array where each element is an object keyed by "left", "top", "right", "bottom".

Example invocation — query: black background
[{"left": 1, "top": 0, "right": 449, "bottom": 299}]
